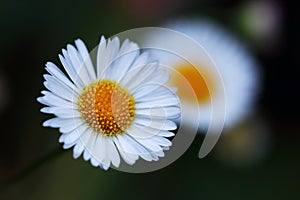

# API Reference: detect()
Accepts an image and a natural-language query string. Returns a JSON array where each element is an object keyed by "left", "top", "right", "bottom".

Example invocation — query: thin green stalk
[{"left": 0, "top": 148, "right": 65, "bottom": 190}]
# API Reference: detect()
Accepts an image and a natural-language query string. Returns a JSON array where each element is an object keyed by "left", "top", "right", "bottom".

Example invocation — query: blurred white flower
[
  {"left": 37, "top": 36, "right": 180, "bottom": 170},
  {"left": 145, "top": 18, "right": 260, "bottom": 131}
]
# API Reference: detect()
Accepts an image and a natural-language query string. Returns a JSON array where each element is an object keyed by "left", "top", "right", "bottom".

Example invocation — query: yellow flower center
[
  {"left": 170, "top": 63, "right": 216, "bottom": 104},
  {"left": 78, "top": 80, "right": 135, "bottom": 136}
]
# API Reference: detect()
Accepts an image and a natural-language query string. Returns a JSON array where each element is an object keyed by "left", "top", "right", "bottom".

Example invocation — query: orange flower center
[
  {"left": 78, "top": 80, "right": 135, "bottom": 136},
  {"left": 170, "top": 63, "right": 216, "bottom": 104}
]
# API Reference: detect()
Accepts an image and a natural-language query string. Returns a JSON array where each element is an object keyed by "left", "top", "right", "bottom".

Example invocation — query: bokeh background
[{"left": 0, "top": 0, "right": 299, "bottom": 199}]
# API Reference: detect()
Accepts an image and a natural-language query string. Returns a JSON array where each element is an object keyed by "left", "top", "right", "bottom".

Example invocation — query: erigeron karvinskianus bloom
[{"left": 37, "top": 36, "right": 180, "bottom": 170}]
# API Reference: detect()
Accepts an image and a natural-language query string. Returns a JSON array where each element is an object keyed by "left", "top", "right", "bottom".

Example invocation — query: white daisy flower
[
  {"left": 145, "top": 18, "right": 260, "bottom": 131},
  {"left": 37, "top": 36, "right": 180, "bottom": 170}
]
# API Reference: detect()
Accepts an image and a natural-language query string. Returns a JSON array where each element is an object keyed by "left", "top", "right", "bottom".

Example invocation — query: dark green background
[{"left": 0, "top": 0, "right": 298, "bottom": 199}]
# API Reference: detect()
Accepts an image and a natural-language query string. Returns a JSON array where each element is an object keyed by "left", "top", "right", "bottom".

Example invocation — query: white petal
[
  {"left": 120, "top": 62, "right": 158, "bottom": 92},
  {"left": 36, "top": 97, "right": 48, "bottom": 106},
  {"left": 45, "top": 62, "right": 79, "bottom": 93},
  {"left": 116, "top": 134, "right": 139, "bottom": 155},
  {"left": 41, "top": 107, "right": 81, "bottom": 118},
  {"left": 135, "top": 69, "right": 170, "bottom": 90},
  {"left": 91, "top": 157, "right": 105, "bottom": 168},
  {"left": 93, "top": 135, "right": 110, "bottom": 169},
  {"left": 130, "top": 51, "right": 149, "bottom": 71},
  {"left": 55, "top": 109, "right": 81, "bottom": 118},
  {"left": 82, "top": 129, "right": 95, "bottom": 162},
  {"left": 90, "top": 157, "right": 100, "bottom": 167},
  {"left": 85, "top": 134, "right": 97, "bottom": 162},
  {"left": 134, "top": 85, "right": 177, "bottom": 102},
  {"left": 107, "top": 40, "right": 139, "bottom": 82},
  {"left": 61, "top": 49, "right": 86, "bottom": 88},
  {"left": 102, "top": 37, "right": 121, "bottom": 80},
  {"left": 96, "top": 36, "right": 107, "bottom": 78},
  {"left": 121, "top": 134, "right": 153, "bottom": 161},
  {"left": 113, "top": 137, "right": 138, "bottom": 165},
  {"left": 67, "top": 44, "right": 91, "bottom": 86},
  {"left": 43, "top": 75, "right": 77, "bottom": 102},
  {"left": 126, "top": 123, "right": 156, "bottom": 139},
  {"left": 59, "top": 52, "right": 84, "bottom": 88},
  {"left": 79, "top": 128, "right": 93, "bottom": 148},
  {"left": 135, "top": 106, "right": 181, "bottom": 119},
  {"left": 156, "top": 131, "right": 175, "bottom": 137},
  {"left": 43, "top": 118, "right": 60, "bottom": 127},
  {"left": 127, "top": 123, "right": 174, "bottom": 139},
  {"left": 40, "top": 107, "right": 56, "bottom": 114},
  {"left": 42, "top": 117, "right": 81, "bottom": 128},
  {"left": 101, "top": 139, "right": 111, "bottom": 169},
  {"left": 80, "top": 128, "right": 94, "bottom": 161},
  {"left": 152, "top": 136, "right": 172, "bottom": 147},
  {"left": 134, "top": 137, "right": 162, "bottom": 153},
  {"left": 107, "top": 138, "right": 121, "bottom": 167},
  {"left": 63, "top": 142, "right": 75, "bottom": 149},
  {"left": 149, "top": 152, "right": 159, "bottom": 161},
  {"left": 101, "top": 163, "right": 110, "bottom": 170},
  {"left": 134, "top": 117, "right": 177, "bottom": 131},
  {"left": 163, "top": 146, "right": 170, "bottom": 151},
  {"left": 83, "top": 149, "right": 91, "bottom": 161},
  {"left": 75, "top": 39, "right": 96, "bottom": 80},
  {"left": 38, "top": 91, "right": 76, "bottom": 108},
  {"left": 132, "top": 84, "right": 164, "bottom": 100},
  {"left": 130, "top": 69, "right": 170, "bottom": 98},
  {"left": 59, "top": 134, "right": 66, "bottom": 143},
  {"left": 64, "top": 123, "right": 88, "bottom": 144},
  {"left": 153, "top": 150, "right": 165, "bottom": 157},
  {"left": 59, "top": 118, "right": 84, "bottom": 133},
  {"left": 135, "top": 96, "right": 179, "bottom": 109},
  {"left": 73, "top": 142, "right": 84, "bottom": 159}
]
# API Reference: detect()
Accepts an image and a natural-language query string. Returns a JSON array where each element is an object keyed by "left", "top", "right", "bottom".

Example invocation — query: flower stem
[{"left": 0, "top": 148, "right": 65, "bottom": 190}]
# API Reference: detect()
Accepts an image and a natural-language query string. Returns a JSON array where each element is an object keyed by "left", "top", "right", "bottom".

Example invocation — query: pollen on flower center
[{"left": 78, "top": 80, "right": 135, "bottom": 136}]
